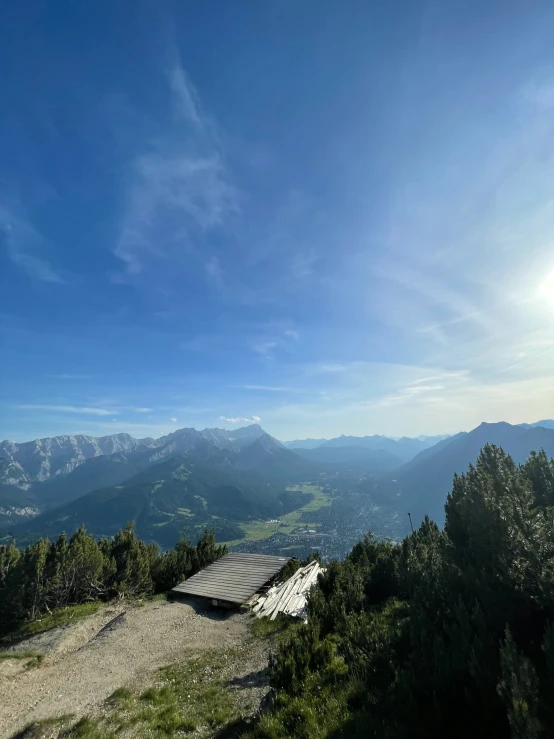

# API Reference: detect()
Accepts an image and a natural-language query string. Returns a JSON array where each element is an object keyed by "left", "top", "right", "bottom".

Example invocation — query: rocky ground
[{"left": 0, "top": 599, "right": 272, "bottom": 739}]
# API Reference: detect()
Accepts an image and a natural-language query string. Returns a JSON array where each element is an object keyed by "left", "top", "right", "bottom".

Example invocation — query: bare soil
[{"left": 0, "top": 600, "right": 270, "bottom": 739}]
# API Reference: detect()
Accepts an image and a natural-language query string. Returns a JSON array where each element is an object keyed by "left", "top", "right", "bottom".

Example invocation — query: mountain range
[
  {"left": 0, "top": 424, "right": 275, "bottom": 492},
  {"left": 378, "top": 421, "right": 554, "bottom": 526},
  {"left": 283, "top": 434, "right": 449, "bottom": 460},
  {"left": 2, "top": 419, "right": 554, "bottom": 549}
]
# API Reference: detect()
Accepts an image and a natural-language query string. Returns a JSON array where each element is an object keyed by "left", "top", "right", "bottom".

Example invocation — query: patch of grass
[
  {"left": 2, "top": 602, "right": 104, "bottom": 645},
  {"left": 10, "top": 714, "right": 74, "bottom": 739},
  {"left": 134, "top": 655, "right": 236, "bottom": 733},
  {"left": 250, "top": 614, "right": 299, "bottom": 642},
  {"left": 106, "top": 686, "right": 134, "bottom": 710},
  {"left": 0, "top": 650, "right": 44, "bottom": 668},
  {"left": 66, "top": 650, "right": 240, "bottom": 737},
  {"left": 244, "top": 683, "right": 351, "bottom": 739},
  {"left": 135, "top": 592, "right": 167, "bottom": 608},
  {"left": 226, "top": 483, "right": 333, "bottom": 546},
  {"left": 172, "top": 466, "right": 191, "bottom": 481},
  {"left": 59, "top": 717, "right": 115, "bottom": 739}
]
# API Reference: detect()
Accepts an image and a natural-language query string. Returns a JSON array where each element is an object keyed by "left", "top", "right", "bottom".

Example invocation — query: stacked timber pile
[{"left": 252, "top": 560, "right": 323, "bottom": 621}]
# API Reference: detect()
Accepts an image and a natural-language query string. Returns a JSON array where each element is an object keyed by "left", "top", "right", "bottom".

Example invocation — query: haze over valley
[{"left": 3, "top": 418, "right": 554, "bottom": 560}]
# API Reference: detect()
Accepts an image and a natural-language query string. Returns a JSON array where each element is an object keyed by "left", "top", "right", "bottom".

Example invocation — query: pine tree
[
  {"left": 497, "top": 629, "right": 542, "bottom": 739},
  {"left": 0, "top": 540, "right": 20, "bottom": 588},
  {"left": 108, "top": 523, "right": 153, "bottom": 597},
  {"left": 195, "top": 528, "right": 226, "bottom": 570}
]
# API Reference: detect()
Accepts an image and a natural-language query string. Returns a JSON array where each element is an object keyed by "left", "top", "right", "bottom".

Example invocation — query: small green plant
[
  {"left": 60, "top": 650, "right": 240, "bottom": 737},
  {"left": 59, "top": 717, "right": 115, "bottom": 738},
  {"left": 106, "top": 686, "right": 134, "bottom": 710},
  {"left": 11, "top": 714, "right": 74, "bottom": 739},
  {"left": 1, "top": 602, "right": 105, "bottom": 647},
  {"left": 250, "top": 614, "right": 299, "bottom": 641},
  {"left": 0, "top": 650, "right": 44, "bottom": 668}
]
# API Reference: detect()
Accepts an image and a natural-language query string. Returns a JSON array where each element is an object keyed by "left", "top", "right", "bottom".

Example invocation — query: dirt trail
[{"left": 0, "top": 600, "right": 269, "bottom": 739}]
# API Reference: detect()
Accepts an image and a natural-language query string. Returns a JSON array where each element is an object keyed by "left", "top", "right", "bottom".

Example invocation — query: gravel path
[{"left": 0, "top": 600, "right": 270, "bottom": 739}]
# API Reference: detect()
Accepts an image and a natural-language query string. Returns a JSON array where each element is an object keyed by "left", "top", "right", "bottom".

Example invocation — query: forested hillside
[
  {"left": 0, "top": 525, "right": 226, "bottom": 638},
  {"left": 250, "top": 445, "right": 554, "bottom": 739}
]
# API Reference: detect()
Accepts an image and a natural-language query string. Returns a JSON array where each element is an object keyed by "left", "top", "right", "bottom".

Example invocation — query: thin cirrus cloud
[
  {"left": 17, "top": 404, "right": 114, "bottom": 417},
  {"left": 0, "top": 201, "right": 64, "bottom": 283},
  {"left": 241, "top": 385, "right": 295, "bottom": 392},
  {"left": 113, "top": 48, "right": 236, "bottom": 280},
  {"left": 16, "top": 404, "right": 153, "bottom": 416}
]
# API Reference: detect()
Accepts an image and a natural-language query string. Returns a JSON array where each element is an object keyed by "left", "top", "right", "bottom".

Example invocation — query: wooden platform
[{"left": 171, "top": 552, "right": 290, "bottom": 605}]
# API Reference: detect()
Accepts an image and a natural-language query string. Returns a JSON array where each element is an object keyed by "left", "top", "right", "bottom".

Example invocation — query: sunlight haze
[{"left": 1, "top": 0, "right": 554, "bottom": 442}]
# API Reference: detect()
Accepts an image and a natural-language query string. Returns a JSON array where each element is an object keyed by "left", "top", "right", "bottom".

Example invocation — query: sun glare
[{"left": 538, "top": 268, "right": 554, "bottom": 310}]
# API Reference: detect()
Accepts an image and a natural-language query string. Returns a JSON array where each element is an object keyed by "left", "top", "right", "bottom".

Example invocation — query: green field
[{"left": 224, "top": 483, "right": 333, "bottom": 546}]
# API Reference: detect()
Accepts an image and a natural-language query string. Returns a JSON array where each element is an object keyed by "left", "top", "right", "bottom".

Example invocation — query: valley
[
  {"left": 2, "top": 420, "right": 554, "bottom": 558},
  {"left": 229, "top": 481, "right": 410, "bottom": 561}
]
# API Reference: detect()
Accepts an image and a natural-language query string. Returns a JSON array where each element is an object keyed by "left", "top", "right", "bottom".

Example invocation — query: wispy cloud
[
  {"left": 517, "top": 76, "right": 554, "bottom": 113},
  {"left": 168, "top": 64, "right": 203, "bottom": 128},
  {"left": 0, "top": 201, "right": 64, "bottom": 283},
  {"left": 308, "top": 363, "right": 350, "bottom": 374},
  {"left": 241, "top": 385, "right": 294, "bottom": 392},
  {"left": 291, "top": 249, "right": 317, "bottom": 280},
  {"left": 249, "top": 327, "right": 301, "bottom": 361},
  {"left": 172, "top": 406, "right": 214, "bottom": 414},
  {"left": 16, "top": 403, "right": 153, "bottom": 416},
  {"left": 219, "top": 415, "right": 261, "bottom": 424},
  {"left": 376, "top": 383, "right": 447, "bottom": 407},
  {"left": 17, "top": 404, "right": 113, "bottom": 416},
  {"left": 205, "top": 255, "right": 225, "bottom": 291},
  {"left": 169, "top": 417, "right": 177, "bottom": 423},
  {"left": 252, "top": 341, "right": 277, "bottom": 358},
  {"left": 114, "top": 49, "right": 236, "bottom": 278}
]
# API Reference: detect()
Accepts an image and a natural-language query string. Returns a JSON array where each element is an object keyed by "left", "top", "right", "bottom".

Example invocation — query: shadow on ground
[
  {"left": 214, "top": 716, "right": 258, "bottom": 738},
  {"left": 226, "top": 666, "right": 269, "bottom": 689},
  {"left": 169, "top": 595, "right": 240, "bottom": 621}
]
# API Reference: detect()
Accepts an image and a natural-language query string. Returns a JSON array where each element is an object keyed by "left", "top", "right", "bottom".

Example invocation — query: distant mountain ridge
[
  {"left": 0, "top": 425, "right": 270, "bottom": 528},
  {"left": 380, "top": 421, "right": 554, "bottom": 527},
  {"left": 519, "top": 419, "right": 554, "bottom": 430},
  {"left": 7, "top": 430, "right": 319, "bottom": 548},
  {"left": 0, "top": 432, "right": 157, "bottom": 489},
  {"left": 284, "top": 434, "right": 450, "bottom": 460},
  {"left": 5, "top": 419, "right": 554, "bottom": 546},
  {"left": 293, "top": 445, "right": 402, "bottom": 474},
  {"left": 0, "top": 425, "right": 267, "bottom": 490},
  {"left": 283, "top": 438, "right": 327, "bottom": 449}
]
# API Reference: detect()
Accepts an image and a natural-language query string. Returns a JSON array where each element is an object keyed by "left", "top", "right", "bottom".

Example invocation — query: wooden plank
[
  {"left": 176, "top": 589, "right": 254, "bottom": 601},
  {"left": 176, "top": 588, "right": 265, "bottom": 600},
  {"left": 204, "top": 559, "right": 284, "bottom": 567},
  {"left": 171, "top": 552, "right": 290, "bottom": 605},
  {"left": 178, "top": 572, "right": 277, "bottom": 585},
  {"left": 187, "top": 568, "right": 277, "bottom": 576},
  {"left": 179, "top": 567, "right": 274, "bottom": 578},
  {"left": 268, "top": 575, "right": 298, "bottom": 620},
  {"left": 176, "top": 582, "right": 263, "bottom": 595},
  {"left": 181, "top": 580, "right": 260, "bottom": 590},
  {"left": 202, "top": 562, "right": 284, "bottom": 575}
]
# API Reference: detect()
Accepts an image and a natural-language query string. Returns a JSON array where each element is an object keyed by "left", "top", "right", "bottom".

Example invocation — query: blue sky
[{"left": 2, "top": 0, "right": 554, "bottom": 443}]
